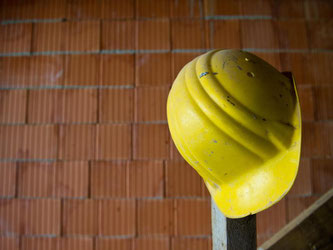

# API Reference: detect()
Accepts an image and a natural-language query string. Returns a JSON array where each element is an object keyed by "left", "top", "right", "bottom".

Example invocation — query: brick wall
[{"left": 0, "top": 0, "right": 332, "bottom": 249}]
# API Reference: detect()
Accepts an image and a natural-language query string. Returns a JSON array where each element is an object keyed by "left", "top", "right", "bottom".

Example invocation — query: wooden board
[{"left": 259, "top": 188, "right": 333, "bottom": 250}]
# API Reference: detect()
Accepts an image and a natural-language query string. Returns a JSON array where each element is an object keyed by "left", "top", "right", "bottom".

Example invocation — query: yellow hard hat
[{"left": 167, "top": 49, "right": 301, "bottom": 218}]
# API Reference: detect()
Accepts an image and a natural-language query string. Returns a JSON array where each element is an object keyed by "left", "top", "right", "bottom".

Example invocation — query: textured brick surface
[
  {"left": 0, "top": 90, "right": 27, "bottom": 123},
  {"left": 21, "top": 198, "right": 61, "bottom": 235},
  {"left": 136, "top": 53, "right": 171, "bottom": 86},
  {"left": 99, "top": 199, "right": 136, "bottom": 236},
  {"left": 0, "top": 162, "right": 16, "bottom": 197},
  {"left": 135, "top": 86, "right": 169, "bottom": 121},
  {"left": 99, "top": 88, "right": 134, "bottom": 122},
  {"left": 133, "top": 124, "right": 170, "bottom": 159},
  {"left": 128, "top": 160, "right": 164, "bottom": 197},
  {"left": 96, "top": 124, "right": 132, "bottom": 160},
  {"left": 175, "top": 199, "right": 211, "bottom": 236},
  {"left": 63, "top": 199, "right": 98, "bottom": 235},
  {"left": 91, "top": 161, "right": 128, "bottom": 198},
  {"left": 208, "top": 20, "right": 241, "bottom": 49},
  {"left": 0, "top": 0, "right": 332, "bottom": 248},
  {"left": 172, "top": 237, "right": 211, "bottom": 250},
  {"left": 257, "top": 198, "right": 287, "bottom": 245},
  {"left": 58, "top": 125, "right": 95, "bottom": 160},
  {"left": 0, "top": 23, "right": 32, "bottom": 53},
  {"left": 138, "top": 199, "right": 174, "bottom": 235},
  {"left": 166, "top": 160, "right": 204, "bottom": 197},
  {"left": 171, "top": 20, "right": 207, "bottom": 49},
  {"left": 137, "top": 19, "right": 170, "bottom": 50}
]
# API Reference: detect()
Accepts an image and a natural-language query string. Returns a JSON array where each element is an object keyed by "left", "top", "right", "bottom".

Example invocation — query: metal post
[{"left": 212, "top": 199, "right": 257, "bottom": 250}]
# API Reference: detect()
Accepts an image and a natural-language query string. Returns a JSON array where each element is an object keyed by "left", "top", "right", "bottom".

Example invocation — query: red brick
[
  {"left": 0, "top": 0, "right": 34, "bottom": 20},
  {"left": 32, "top": 22, "right": 65, "bottom": 52},
  {"left": 60, "top": 89, "right": 97, "bottom": 123},
  {"left": 170, "top": 140, "right": 184, "bottom": 160},
  {"left": 33, "top": 21, "right": 100, "bottom": 52},
  {"left": 27, "top": 89, "right": 59, "bottom": 123},
  {"left": 314, "top": 86, "right": 333, "bottom": 120},
  {"left": 0, "top": 199, "right": 21, "bottom": 234},
  {"left": 172, "top": 237, "right": 211, "bottom": 250},
  {"left": 136, "top": 0, "right": 170, "bottom": 18},
  {"left": 286, "top": 196, "right": 317, "bottom": 221},
  {"left": 257, "top": 198, "right": 287, "bottom": 244},
  {"left": 310, "top": 53, "right": 333, "bottom": 85},
  {"left": 128, "top": 160, "right": 164, "bottom": 197},
  {"left": 91, "top": 161, "right": 128, "bottom": 198},
  {"left": 66, "top": 0, "right": 101, "bottom": 19},
  {"left": 21, "top": 237, "right": 93, "bottom": 250},
  {"left": 99, "top": 199, "right": 136, "bottom": 236},
  {"left": 101, "top": 54, "right": 134, "bottom": 86},
  {"left": 171, "top": 53, "right": 200, "bottom": 80},
  {"left": 239, "top": 0, "right": 273, "bottom": 15},
  {"left": 175, "top": 199, "right": 211, "bottom": 236},
  {"left": 288, "top": 158, "right": 312, "bottom": 197},
  {"left": 280, "top": 53, "right": 315, "bottom": 85},
  {"left": 273, "top": 0, "right": 305, "bottom": 18},
  {"left": 0, "top": 56, "right": 64, "bottom": 88},
  {"left": 28, "top": 89, "right": 97, "bottom": 123},
  {"left": 171, "top": 20, "right": 207, "bottom": 49},
  {"left": 102, "top": 21, "right": 135, "bottom": 50},
  {"left": 24, "top": 125, "right": 59, "bottom": 159},
  {"left": 204, "top": 0, "right": 241, "bottom": 16},
  {"left": 63, "top": 199, "right": 98, "bottom": 235},
  {"left": 96, "top": 124, "right": 132, "bottom": 160},
  {"left": 133, "top": 124, "right": 170, "bottom": 159},
  {"left": 0, "top": 236, "right": 19, "bottom": 250},
  {"left": 62, "top": 89, "right": 97, "bottom": 123},
  {"left": 311, "top": 158, "right": 333, "bottom": 194},
  {"left": 138, "top": 199, "right": 174, "bottom": 235},
  {"left": 96, "top": 238, "right": 133, "bottom": 250},
  {"left": 134, "top": 237, "right": 170, "bottom": 250},
  {"left": 18, "top": 162, "right": 55, "bottom": 197},
  {"left": 64, "top": 54, "right": 100, "bottom": 86},
  {"left": 166, "top": 160, "right": 204, "bottom": 197},
  {"left": 137, "top": 20, "right": 170, "bottom": 50},
  {"left": 29, "top": 55, "right": 64, "bottom": 87},
  {"left": 241, "top": 20, "right": 279, "bottom": 49},
  {"left": 0, "top": 23, "right": 32, "bottom": 53},
  {"left": 19, "top": 161, "right": 86, "bottom": 199},
  {"left": 136, "top": 53, "right": 171, "bottom": 86},
  {"left": 60, "top": 237, "right": 94, "bottom": 250},
  {"left": 308, "top": 20, "right": 333, "bottom": 50},
  {"left": 0, "top": 90, "right": 27, "bottom": 123},
  {"left": 252, "top": 52, "right": 281, "bottom": 71},
  {"left": 58, "top": 124, "right": 95, "bottom": 160},
  {"left": 297, "top": 86, "right": 315, "bottom": 121},
  {"left": 302, "top": 122, "right": 333, "bottom": 158},
  {"left": 304, "top": 0, "right": 333, "bottom": 19},
  {"left": 277, "top": 20, "right": 308, "bottom": 49},
  {"left": 0, "top": 125, "right": 22, "bottom": 159},
  {"left": 101, "top": 0, "right": 134, "bottom": 19},
  {"left": 99, "top": 88, "right": 134, "bottom": 122},
  {"left": 55, "top": 161, "right": 89, "bottom": 198},
  {"left": 21, "top": 237, "right": 58, "bottom": 250},
  {"left": 208, "top": 20, "right": 241, "bottom": 49},
  {"left": 32, "top": 0, "right": 67, "bottom": 19},
  {"left": 135, "top": 86, "right": 169, "bottom": 122},
  {"left": 0, "top": 162, "right": 16, "bottom": 197},
  {"left": 0, "top": 125, "right": 58, "bottom": 159},
  {"left": 21, "top": 198, "right": 61, "bottom": 235},
  {"left": 171, "top": 0, "right": 202, "bottom": 17}
]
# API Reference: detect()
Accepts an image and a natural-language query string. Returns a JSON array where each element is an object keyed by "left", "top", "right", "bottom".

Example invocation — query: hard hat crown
[{"left": 167, "top": 49, "right": 301, "bottom": 218}]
